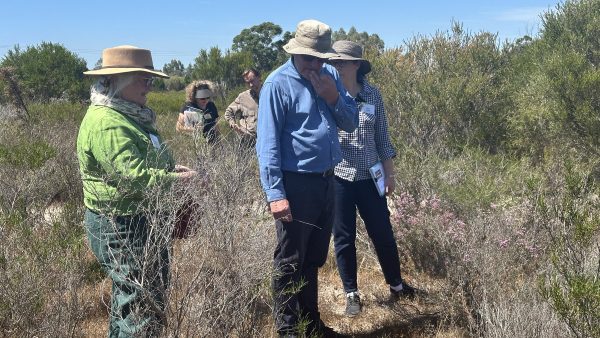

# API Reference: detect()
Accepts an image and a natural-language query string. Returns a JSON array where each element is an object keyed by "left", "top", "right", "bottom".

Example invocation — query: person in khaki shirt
[{"left": 224, "top": 68, "right": 261, "bottom": 145}]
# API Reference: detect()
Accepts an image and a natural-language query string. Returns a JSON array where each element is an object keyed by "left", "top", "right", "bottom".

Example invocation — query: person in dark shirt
[
  {"left": 177, "top": 80, "right": 219, "bottom": 143},
  {"left": 328, "top": 40, "right": 417, "bottom": 317}
]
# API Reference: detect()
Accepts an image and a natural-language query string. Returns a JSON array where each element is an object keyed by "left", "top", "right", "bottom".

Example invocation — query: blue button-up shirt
[{"left": 256, "top": 58, "right": 359, "bottom": 202}]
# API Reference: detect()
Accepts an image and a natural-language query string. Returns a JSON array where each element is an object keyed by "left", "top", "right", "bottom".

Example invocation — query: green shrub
[
  {"left": 0, "top": 42, "right": 89, "bottom": 102},
  {"left": 28, "top": 101, "right": 87, "bottom": 123},
  {"left": 507, "top": 0, "right": 600, "bottom": 161},
  {"left": 539, "top": 158, "right": 600, "bottom": 338},
  {"left": 0, "top": 140, "right": 55, "bottom": 169},
  {"left": 164, "top": 76, "right": 187, "bottom": 91},
  {"left": 147, "top": 90, "right": 185, "bottom": 115},
  {"left": 373, "top": 22, "right": 511, "bottom": 155}
]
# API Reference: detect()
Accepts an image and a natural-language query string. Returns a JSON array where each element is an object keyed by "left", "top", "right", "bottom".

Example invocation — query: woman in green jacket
[{"left": 77, "top": 45, "right": 197, "bottom": 337}]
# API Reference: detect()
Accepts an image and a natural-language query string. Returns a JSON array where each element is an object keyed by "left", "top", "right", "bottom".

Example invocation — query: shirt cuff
[{"left": 265, "top": 188, "right": 286, "bottom": 203}]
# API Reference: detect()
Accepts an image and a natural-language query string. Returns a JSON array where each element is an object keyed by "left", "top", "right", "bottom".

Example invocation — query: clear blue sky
[{"left": 0, "top": 0, "right": 561, "bottom": 70}]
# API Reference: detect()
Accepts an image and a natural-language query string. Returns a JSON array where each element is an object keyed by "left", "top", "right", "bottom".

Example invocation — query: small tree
[
  {"left": 232, "top": 22, "right": 289, "bottom": 73},
  {"left": 163, "top": 59, "right": 186, "bottom": 77},
  {"left": 190, "top": 47, "right": 252, "bottom": 97},
  {"left": 332, "top": 27, "right": 385, "bottom": 56},
  {"left": 0, "top": 42, "right": 88, "bottom": 102}
]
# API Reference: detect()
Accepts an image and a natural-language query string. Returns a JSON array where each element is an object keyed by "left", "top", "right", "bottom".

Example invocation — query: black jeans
[
  {"left": 272, "top": 171, "right": 334, "bottom": 334},
  {"left": 332, "top": 177, "right": 402, "bottom": 293}
]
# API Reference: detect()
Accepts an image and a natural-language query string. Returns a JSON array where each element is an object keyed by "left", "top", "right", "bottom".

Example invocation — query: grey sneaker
[{"left": 345, "top": 292, "right": 361, "bottom": 317}]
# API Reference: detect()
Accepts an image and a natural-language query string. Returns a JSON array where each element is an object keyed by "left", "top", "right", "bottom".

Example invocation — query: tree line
[{"left": 0, "top": 22, "right": 384, "bottom": 101}]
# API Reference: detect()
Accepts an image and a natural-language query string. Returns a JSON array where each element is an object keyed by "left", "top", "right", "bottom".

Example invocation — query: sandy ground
[{"left": 80, "top": 252, "right": 454, "bottom": 338}]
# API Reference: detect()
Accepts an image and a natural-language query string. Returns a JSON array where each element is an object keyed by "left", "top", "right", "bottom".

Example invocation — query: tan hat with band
[
  {"left": 84, "top": 45, "right": 168, "bottom": 78},
  {"left": 283, "top": 19, "right": 337, "bottom": 59}
]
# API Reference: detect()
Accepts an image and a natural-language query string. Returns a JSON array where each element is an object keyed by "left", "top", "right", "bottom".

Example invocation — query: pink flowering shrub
[{"left": 389, "top": 184, "right": 552, "bottom": 333}]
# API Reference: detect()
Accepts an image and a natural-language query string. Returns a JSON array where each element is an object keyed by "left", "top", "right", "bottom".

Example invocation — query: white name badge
[
  {"left": 149, "top": 133, "right": 161, "bottom": 149},
  {"left": 361, "top": 103, "right": 375, "bottom": 115}
]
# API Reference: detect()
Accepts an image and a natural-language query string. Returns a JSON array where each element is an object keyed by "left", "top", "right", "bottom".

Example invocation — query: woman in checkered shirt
[{"left": 329, "top": 40, "right": 417, "bottom": 317}]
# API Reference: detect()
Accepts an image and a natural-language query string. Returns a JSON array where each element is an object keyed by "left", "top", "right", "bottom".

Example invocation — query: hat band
[
  {"left": 101, "top": 65, "right": 155, "bottom": 70},
  {"left": 295, "top": 35, "right": 331, "bottom": 52}
]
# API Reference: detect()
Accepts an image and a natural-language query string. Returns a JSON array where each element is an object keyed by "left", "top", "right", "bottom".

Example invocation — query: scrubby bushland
[
  {"left": 2, "top": 1, "right": 600, "bottom": 337},
  {"left": 368, "top": 1, "right": 600, "bottom": 336},
  {"left": 154, "top": 76, "right": 187, "bottom": 92},
  {"left": 388, "top": 148, "right": 572, "bottom": 336},
  {"left": 0, "top": 100, "right": 275, "bottom": 337},
  {"left": 0, "top": 102, "right": 90, "bottom": 337},
  {"left": 147, "top": 91, "right": 186, "bottom": 117},
  {"left": 162, "top": 138, "right": 274, "bottom": 337}
]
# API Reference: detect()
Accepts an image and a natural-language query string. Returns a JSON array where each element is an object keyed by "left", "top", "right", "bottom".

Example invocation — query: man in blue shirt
[{"left": 256, "top": 19, "right": 358, "bottom": 338}]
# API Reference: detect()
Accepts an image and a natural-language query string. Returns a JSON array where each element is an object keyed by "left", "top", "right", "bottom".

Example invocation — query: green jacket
[{"left": 77, "top": 105, "right": 177, "bottom": 215}]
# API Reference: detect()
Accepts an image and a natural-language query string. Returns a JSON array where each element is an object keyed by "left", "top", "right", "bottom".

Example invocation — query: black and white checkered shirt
[{"left": 335, "top": 80, "right": 396, "bottom": 181}]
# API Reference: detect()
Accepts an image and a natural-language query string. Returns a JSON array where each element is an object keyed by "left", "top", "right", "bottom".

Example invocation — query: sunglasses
[
  {"left": 298, "top": 54, "right": 326, "bottom": 63},
  {"left": 329, "top": 60, "right": 351, "bottom": 66},
  {"left": 197, "top": 97, "right": 209, "bottom": 101}
]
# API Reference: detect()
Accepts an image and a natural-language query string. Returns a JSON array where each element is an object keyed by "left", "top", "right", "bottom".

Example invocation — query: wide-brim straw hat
[
  {"left": 84, "top": 45, "right": 168, "bottom": 78},
  {"left": 283, "top": 19, "right": 337, "bottom": 59},
  {"left": 329, "top": 40, "right": 372, "bottom": 75}
]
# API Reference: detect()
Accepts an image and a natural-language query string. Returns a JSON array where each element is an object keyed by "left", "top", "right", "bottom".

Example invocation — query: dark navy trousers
[
  {"left": 272, "top": 171, "right": 334, "bottom": 334},
  {"left": 332, "top": 176, "right": 403, "bottom": 293}
]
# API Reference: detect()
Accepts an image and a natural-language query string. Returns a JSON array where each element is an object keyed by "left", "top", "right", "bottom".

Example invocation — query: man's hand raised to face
[{"left": 307, "top": 71, "right": 339, "bottom": 106}]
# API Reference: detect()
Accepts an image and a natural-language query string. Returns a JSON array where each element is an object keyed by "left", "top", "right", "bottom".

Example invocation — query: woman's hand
[
  {"left": 174, "top": 164, "right": 192, "bottom": 173},
  {"left": 176, "top": 169, "right": 210, "bottom": 190},
  {"left": 176, "top": 170, "right": 198, "bottom": 181},
  {"left": 382, "top": 159, "right": 395, "bottom": 196},
  {"left": 385, "top": 176, "right": 396, "bottom": 196}
]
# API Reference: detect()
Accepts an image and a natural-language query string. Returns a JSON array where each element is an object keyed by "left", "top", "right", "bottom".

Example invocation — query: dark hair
[
  {"left": 196, "top": 83, "right": 210, "bottom": 90},
  {"left": 242, "top": 68, "right": 260, "bottom": 78},
  {"left": 356, "top": 61, "right": 368, "bottom": 84}
]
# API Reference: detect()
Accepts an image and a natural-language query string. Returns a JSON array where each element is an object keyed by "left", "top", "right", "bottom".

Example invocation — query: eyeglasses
[
  {"left": 298, "top": 54, "right": 326, "bottom": 63},
  {"left": 140, "top": 77, "right": 154, "bottom": 87},
  {"left": 197, "top": 97, "right": 209, "bottom": 101}
]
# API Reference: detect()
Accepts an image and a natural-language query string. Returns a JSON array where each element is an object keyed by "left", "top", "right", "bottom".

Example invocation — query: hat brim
[
  {"left": 283, "top": 39, "right": 337, "bottom": 59},
  {"left": 328, "top": 55, "right": 372, "bottom": 75},
  {"left": 195, "top": 89, "right": 213, "bottom": 99},
  {"left": 84, "top": 67, "right": 169, "bottom": 78}
]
